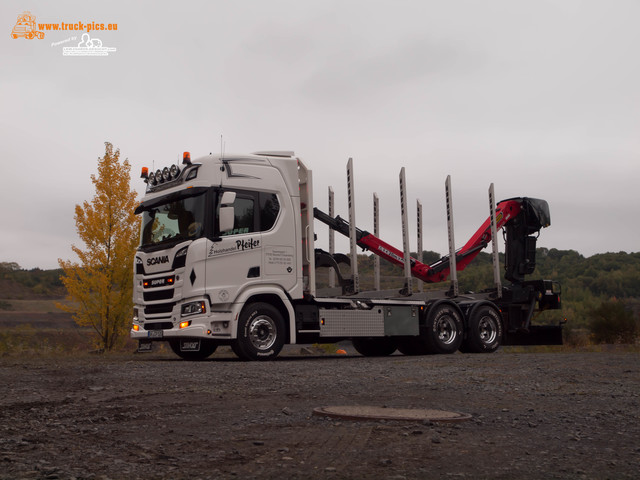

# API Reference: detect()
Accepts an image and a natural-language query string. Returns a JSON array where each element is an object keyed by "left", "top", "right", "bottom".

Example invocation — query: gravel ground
[{"left": 0, "top": 348, "right": 638, "bottom": 479}]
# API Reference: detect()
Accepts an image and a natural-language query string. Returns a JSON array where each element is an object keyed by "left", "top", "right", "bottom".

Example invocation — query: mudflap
[
  {"left": 503, "top": 325, "right": 563, "bottom": 346},
  {"left": 137, "top": 340, "right": 153, "bottom": 352}
]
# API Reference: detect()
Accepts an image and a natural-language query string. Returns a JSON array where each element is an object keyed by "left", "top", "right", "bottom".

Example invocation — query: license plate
[
  {"left": 137, "top": 340, "right": 153, "bottom": 352},
  {"left": 148, "top": 330, "right": 163, "bottom": 339}
]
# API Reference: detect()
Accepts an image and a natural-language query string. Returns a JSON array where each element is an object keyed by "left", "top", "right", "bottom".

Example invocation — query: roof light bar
[{"left": 143, "top": 152, "right": 191, "bottom": 188}]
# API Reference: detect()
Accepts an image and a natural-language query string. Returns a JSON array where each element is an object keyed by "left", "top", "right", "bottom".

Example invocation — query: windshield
[{"left": 139, "top": 191, "right": 206, "bottom": 249}]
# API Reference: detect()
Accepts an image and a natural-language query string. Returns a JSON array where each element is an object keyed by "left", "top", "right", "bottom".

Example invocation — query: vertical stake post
[
  {"left": 417, "top": 199, "right": 423, "bottom": 293},
  {"left": 489, "top": 183, "right": 502, "bottom": 297},
  {"left": 347, "top": 158, "right": 359, "bottom": 294},
  {"left": 328, "top": 187, "right": 335, "bottom": 288},
  {"left": 445, "top": 175, "right": 459, "bottom": 297},
  {"left": 400, "top": 168, "right": 412, "bottom": 295},
  {"left": 373, "top": 193, "right": 380, "bottom": 291}
]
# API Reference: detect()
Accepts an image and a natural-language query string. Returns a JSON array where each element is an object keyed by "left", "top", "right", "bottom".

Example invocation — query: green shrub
[{"left": 589, "top": 301, "right": 639, "bottom": 344}]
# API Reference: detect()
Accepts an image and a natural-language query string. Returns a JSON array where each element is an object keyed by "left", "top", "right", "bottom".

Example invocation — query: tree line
[{"left": 3, "top": 246, "right": 639, "bottom": 332}]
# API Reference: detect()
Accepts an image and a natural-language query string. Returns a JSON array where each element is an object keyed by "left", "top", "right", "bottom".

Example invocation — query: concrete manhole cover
[{"left": 313, "top": 406, "right": 471, "bottom": 423}]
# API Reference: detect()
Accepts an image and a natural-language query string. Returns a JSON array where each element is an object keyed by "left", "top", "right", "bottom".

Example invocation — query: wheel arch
[
  {"left": 422, "top": 298, "right": 464, "bottom": 325},
  {"left": 234, "top": 288, "right": 295, "bottom": 344}
]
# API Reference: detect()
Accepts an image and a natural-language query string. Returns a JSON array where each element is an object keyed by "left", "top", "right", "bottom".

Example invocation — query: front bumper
[{"left": 131, "top": 308, "right": 236, "bottom": 340}]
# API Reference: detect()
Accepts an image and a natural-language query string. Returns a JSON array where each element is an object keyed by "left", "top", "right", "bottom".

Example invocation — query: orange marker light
[
  {"left": 141, "top": 167, "right": 149, "bottom": 179},
  {"left": 179, "top": 321, "right": 190, "bottom": 329},
  {"left": 183, "top": 151, "right": 191, "bottom": 165},
  {"left": 132, "top": 325, "right": 139, "bottom": 331}
]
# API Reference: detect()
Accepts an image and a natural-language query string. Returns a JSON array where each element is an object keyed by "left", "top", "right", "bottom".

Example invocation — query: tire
[
  {"left": 169, "top": 339, "right": 218, "bottom": 361},
  {"left": 232, "top": 302, "right": 285, "bottom": 361},
  {"left": 396, "top": 337, "right": 430, "bottom": 356},
  {"left": 462, "top": 304, "right": 502, "bottom": 353},
  {"left": 352, "top": 337, "right": 397, "bottom": 357},
  {"left": 424, "top": 302, "right": 464, "bottom": 354}
]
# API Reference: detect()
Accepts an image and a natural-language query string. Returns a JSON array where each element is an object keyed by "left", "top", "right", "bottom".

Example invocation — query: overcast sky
[{"left": 2, "top": 0, "right": 639, "bottom": 270}]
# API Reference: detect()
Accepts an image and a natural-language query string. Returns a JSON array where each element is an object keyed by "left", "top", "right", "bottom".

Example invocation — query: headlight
[{"left": 181, "top": 301, "right": 206, "bottom": 316}]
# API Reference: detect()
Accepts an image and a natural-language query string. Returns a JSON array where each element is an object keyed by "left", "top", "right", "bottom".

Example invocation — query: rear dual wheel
[
  {"left": 461, "top": 304, "right": 502, "bottom": 353},
  {"left": 397, "top": 302, "right": 463, "bottom": 356},
  {"left": 423, "top": 302, "right": 464, "bottom": 354}
]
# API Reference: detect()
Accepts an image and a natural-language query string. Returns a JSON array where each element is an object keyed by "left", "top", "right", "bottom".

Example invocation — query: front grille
[
  {"left": 144, "top": 322, "right": 173, "bottom": 331},
  {"left": 144, "top": 289, "right": 174, "bottom": 301},
  {"left": 144, "top": 303, "right": 175, "bottom": 315}
]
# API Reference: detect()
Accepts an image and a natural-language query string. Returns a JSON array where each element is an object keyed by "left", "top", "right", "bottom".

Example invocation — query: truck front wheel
[
  {"left": 232, "top": 303, "right": 285, "bottom": 361},
  {"left": 424, "top": 302, "right": 464, "bottom": 354},
  {"left": 461, "top": 304, "right": 502, "bottom": 353}
]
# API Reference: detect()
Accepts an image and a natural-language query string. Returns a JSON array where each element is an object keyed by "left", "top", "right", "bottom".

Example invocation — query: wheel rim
[
  {"left": 248, "top": 316, "right": 277, "bottom": 350},
  {"left": 477, "top": 315, "right": 498, "bottom": 344},
  {"left": 436, "top": 315, "right": 458, "bottom": 345}
]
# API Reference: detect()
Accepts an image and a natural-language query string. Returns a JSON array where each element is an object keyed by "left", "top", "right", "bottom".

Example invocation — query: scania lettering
[
  {"left": 147, "top": 256, "right": 169, "bottom": 266},
  {"left": 131, "top": 151, "right": 562, "bottom": 360}
]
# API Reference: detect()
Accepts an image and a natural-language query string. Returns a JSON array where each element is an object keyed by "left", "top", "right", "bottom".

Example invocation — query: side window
[
  {"left": 219, "top": 194, "right": 255, "bottom": 236},
  {"left": 234, "top": 197, "right": 255, "bottom": 234},
  {"left": 259, "top": 193, "right": 280, "bottom": 231}
]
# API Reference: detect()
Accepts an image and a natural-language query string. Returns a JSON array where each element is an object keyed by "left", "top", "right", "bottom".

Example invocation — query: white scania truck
[{"left": 131, "top": 151, "right": 562, "bottom": 360}]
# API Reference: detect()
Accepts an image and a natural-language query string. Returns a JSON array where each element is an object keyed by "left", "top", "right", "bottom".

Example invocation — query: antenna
[{"left": 220, "top": 134, "right": 226, "bottom": 160}]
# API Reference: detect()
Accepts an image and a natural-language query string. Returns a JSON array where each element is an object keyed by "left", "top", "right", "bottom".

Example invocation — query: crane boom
[{"left": 313, "top": 197, "right": 550, "bottom": 284}]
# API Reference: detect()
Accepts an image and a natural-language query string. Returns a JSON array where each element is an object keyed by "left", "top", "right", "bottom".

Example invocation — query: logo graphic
[
  {"left": 63, "top": 33, "right": 116, "bottom": 56},
  {"left": 11, "top": 11, "right": 44, "bottom": 39}
]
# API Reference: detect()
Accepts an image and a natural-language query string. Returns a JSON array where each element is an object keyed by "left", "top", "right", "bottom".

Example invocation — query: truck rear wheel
[
  {"left": 352, "top": 337, "right": 397, "bottom": 356},
  {"left": 424, "top": 302, "right": 463, "bottom": 354},
  {"left": 461, "top": 304, "right": 502, "bottom": 353},
  {"left": 233, "top": 302, "right": 285, "bottom": 361},
  {"left": 169, "top": 339, "right": 218, "bottom": 361}
]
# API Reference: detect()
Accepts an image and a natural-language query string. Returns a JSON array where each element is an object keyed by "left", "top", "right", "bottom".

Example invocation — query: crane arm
[{"left": 313, "top": 197, "right": 548, "bottom": 284}]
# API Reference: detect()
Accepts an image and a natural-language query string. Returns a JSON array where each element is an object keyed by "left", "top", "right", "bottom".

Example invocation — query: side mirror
[
  {"left": 219, "top": 206, "right": 234, "bottom": 233},
  {"left": 218, "top": 191, "right": 236, "bottom": 233},
  {"left": 220, "top": 191, "right": 236, "bottom": 205}
]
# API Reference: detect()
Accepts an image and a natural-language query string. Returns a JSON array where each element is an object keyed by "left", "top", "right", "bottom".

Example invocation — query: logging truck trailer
[{"left": 131, "top": 151, "right": 562, "bottom": 360}]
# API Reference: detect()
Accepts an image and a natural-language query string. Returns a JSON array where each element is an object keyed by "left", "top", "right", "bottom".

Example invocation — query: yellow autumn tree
[{"left": 58, "top": 142, "right": 140, "bottom": 351}]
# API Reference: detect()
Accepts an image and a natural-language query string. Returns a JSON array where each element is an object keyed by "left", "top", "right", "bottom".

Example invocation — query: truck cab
[{"left": 132, "top": 151, "right": 307, "bottom": 357}]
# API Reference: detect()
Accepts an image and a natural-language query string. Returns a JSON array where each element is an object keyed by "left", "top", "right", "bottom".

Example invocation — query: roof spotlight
[
  {"left": 162, "top": 167, "right": 170, "bottom": 182},
  {"left": 170, "top": 164, "right": 180, "bottom": 179},
  {"left": 155, "top": 169, "right": 163, "bottom": 183}
]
